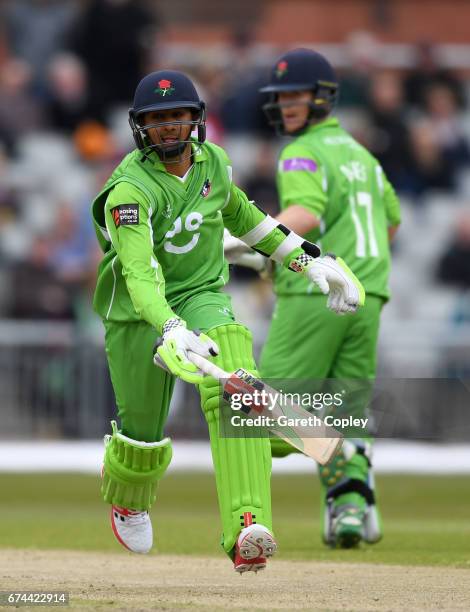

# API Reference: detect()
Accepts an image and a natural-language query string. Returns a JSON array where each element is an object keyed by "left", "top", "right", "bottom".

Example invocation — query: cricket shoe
[
  {"left": 233, "top": 524, "right": 277, "bottom": 574},
  {"left": 330, "top": 504, "right": 365, "bottom": 549},
  {"left": 110, "top": 505, "right": 153, "bottom": 554},
  {"left": 320, "top": 440, "right": 382, "bottom": 548}
]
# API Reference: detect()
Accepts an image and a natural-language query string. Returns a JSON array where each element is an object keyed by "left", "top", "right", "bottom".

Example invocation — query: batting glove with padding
[
  {"left": 153, "top": 318, "right": 219, "bottom": 383},
  {"left": 291, "top": 253, "right": 365, "bottom": 314}
]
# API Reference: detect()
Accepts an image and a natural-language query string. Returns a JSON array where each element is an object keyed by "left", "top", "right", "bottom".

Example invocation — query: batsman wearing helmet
[
  {"left": 91, "top": 69, "right": 365, "bottom": 571},
  {"left": 256, "top": 48, "right": 400, "bottom": 548}
]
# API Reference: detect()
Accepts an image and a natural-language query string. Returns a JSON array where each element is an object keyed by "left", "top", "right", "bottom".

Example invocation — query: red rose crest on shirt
[
  {"left": 200, "top": 178, "right": 212, "bottom": 198},
  {"left": 154, "top": 79, "right": 175, "bottom": 96}
]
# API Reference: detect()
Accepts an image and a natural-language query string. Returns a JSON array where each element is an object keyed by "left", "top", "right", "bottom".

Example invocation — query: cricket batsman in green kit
[
  {"left": 226, "top": 49, "right": 401, "bottom": 548},
  {"left": 91, "top": 68, "right": 365, "bottom": 572}
]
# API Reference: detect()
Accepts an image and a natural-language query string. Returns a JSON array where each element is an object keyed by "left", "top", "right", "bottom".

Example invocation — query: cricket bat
[{"left": 188, "top": 352, "right": 343, "bottom": 465}]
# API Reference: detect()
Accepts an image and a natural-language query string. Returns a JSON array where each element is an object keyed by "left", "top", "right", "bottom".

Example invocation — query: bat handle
[{"left": 187, "top": 351, "right": 228, "bottom": 381}]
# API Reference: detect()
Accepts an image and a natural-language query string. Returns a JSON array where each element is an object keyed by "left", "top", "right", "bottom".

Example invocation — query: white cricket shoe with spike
[
  {"left": 110, "top": 505, "right": 153, "bottom": 554},
  {"left": 234, "top": 524, "right": 277, "bottom": 573}
]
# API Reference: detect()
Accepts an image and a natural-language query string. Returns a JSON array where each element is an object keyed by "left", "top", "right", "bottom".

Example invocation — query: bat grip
[{"left": 187, "top": 351, "right": 228, "bottom": 381}]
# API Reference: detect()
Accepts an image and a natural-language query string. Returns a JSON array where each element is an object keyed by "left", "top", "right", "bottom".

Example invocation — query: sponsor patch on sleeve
[
  {"left": 281, "top": 158, "right": 317, "bottom": 172},
  {"left": 111, "top": 204, "right": 139, "bottom": 228}
]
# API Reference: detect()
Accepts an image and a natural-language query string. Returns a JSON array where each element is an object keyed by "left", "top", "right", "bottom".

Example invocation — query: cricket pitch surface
[{"left": 1, "top": 549, "right": 469, "bottom": 611}]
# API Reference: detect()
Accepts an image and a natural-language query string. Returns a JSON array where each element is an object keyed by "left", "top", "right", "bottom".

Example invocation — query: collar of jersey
[
  {"left": 151, "top": 140, "right": 207, "bottom": 171},
  {"left": 305, "top": 117, "right": 339, "bottom": 134}
]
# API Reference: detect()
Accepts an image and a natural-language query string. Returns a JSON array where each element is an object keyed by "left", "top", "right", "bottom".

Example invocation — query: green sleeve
[
  {"left": 222, "top": 183, "right": 266, "bottom": 237},
  {"left": 277, "top": 142, "right": 327, "bottom": 217},
  {"left": 222, "top": 182, "right": 318, "bottom": 267},
  {"left": 383, "top": 174, "right": 401, "bottom": 226},
  {"left": 104, "top": 182, "right": 176, "bottom": 333}
]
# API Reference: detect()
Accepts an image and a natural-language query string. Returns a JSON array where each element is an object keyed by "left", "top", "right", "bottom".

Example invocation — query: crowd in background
[{"left": 1, "top": 0, "right": 470, "bottom": 329}]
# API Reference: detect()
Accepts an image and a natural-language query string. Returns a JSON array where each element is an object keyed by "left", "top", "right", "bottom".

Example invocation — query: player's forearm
[
  {"left": 275, "top": 204, "right": 320, "bottom": 236},
  {"left": 223, "top": 185, "right": 320, "bottom": 269},
  {"left": 118, "top": 234, "right": 176, "bottom": 331},
  {"left": 105, "top": 206, "right": 176, "bottom": 333},
  {"left": 123, "top": 268, "right": 175, "bottom": 332}
]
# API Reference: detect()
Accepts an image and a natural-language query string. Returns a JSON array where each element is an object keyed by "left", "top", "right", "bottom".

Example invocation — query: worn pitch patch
[{"left": 2, "top": 549, "right": 469, "bottom": 611}]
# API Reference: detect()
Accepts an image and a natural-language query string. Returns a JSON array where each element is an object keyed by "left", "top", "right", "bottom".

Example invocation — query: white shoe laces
[
  {"left": 115, "top": 508, "right": 148, "bottom": 527},
  {"left": 127, "top": 511, "right": 148, "bottom": 527}
]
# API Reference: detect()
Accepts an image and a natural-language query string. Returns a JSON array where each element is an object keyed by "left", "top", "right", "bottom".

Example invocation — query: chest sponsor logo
[
  {"left": 282, "top": 158, "right": 317, "bottom": 172},
  {"left": 200, "top": 178, "right": 212, "bottom": 197},
  {"left": 164, "top": 212, "right": 204, "bottom": 254},
  {"left": 111, "top": 204, "right": 139, "bottom": 228}
]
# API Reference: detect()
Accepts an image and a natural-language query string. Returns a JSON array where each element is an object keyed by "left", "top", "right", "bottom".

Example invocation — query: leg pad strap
[
  {"left": 102, "top": 420, "right": 172, "bottom": 511},
  {"left": 326, "top": 478, "right": 375, "bottom": 506}
]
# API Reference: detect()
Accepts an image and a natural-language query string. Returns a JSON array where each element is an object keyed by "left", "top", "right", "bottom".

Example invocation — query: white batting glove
[
  {"left": 300, "top": 253, "right": 365, "bottom": 314},
  {"left": 153, "top": 318, "right": 219, "bottom": 384}
]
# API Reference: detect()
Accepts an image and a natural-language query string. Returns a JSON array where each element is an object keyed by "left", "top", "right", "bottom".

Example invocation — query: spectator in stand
[
  {"left": 195, "top": 67, "right": 227, "bottom": 146},
  {"left": 407, "top": 119, "right": 455, "bottom": 198},
  {"left": 0, "top": 147, "right": 21, "bottom": 238},
  {"left": 404, "top": 41, "right": 466, "bottom": 111},
  {"left": 0, "top": 57, "right": 44, "bottom": 156},
  {"left": 219, "top": 28, "right": 271, "bottom": 137},
  {"left": 45, "top": 53, "right": 104, "bottom": 132},
  {"left": 6, "top": 196, "right": 98, "bottom": 321},
  {"left": 436, "top": 213, "right": 470, "bottom": 326},
  {"left": 6, "top": 235, "right": 78, "bottom": 320},
  {"left": 436, "top": 213, "right": 470, "bottom": 290},
  {"left": 365, "top": 70, "right": 413, "bottom": 193},
  {"left": 70, "top": 0, "right": 159, "bottom": 115},
  {"left": 48, "top": 204, "right": 97, "bottom": 288},
  {"left": 337, "top": 31, "right": 382, "bottom": 109},
  {"left": 404, "top": 83, "right": 470, "bottom": 200},
  {"left": 2, "top": 0, "right": 78, "bottom": 97},
  {"left": 425, "top": 82, "right": 470, "bottom": 174},
  {"left": 242, "top": 142, "right": 278, "bottom": 217}
]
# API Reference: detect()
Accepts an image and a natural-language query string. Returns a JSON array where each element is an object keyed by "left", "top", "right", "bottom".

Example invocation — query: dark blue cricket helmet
[
  {"left": 129, "top": 70, "right": 206, "bottom": 161},
  {"left": 260, "top": 48, "right": 339, "bottom": 134}
]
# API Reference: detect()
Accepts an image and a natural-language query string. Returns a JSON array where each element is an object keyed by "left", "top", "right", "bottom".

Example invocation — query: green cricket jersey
[
  {"left": 92, "top": 140, "right": 306, "bottom": 333},
  {"left": 275, "top": 117, "right": 401, "bottom": 299}
]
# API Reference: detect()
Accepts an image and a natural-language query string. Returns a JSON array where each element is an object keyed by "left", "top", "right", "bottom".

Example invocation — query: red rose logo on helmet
[
  {"left": 276, "top": 61, "right": 288, "bottom": 78},
  {"left": 154, "top": 79, "right": 175, "bottom": 96}
]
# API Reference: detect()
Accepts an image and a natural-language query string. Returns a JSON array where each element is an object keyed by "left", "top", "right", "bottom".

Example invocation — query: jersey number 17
[{"left": 349, "top": 191, "right": 379, "bottom": 258}]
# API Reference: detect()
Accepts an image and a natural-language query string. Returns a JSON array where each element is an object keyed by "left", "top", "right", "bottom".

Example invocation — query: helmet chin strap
[
  {"left": 141, "top": 139, "right": 195, "bottom": 165},
  {"left": 283, "top": 103, "right": 329, "bottom": 136},
  {"left": 154, "top": 140, "right": 188, "bottom": 161}
]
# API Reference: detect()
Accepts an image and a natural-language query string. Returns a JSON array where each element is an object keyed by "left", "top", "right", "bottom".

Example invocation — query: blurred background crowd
[{"left": 1, "top": 0, "right": 470, "bottom": 438}]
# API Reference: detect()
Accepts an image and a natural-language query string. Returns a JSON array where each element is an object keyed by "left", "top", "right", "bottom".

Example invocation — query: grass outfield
[{"left": 1, "top": 472, "right": 469, "bottom": 568}]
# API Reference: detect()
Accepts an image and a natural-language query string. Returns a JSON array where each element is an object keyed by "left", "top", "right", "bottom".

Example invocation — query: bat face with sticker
[{"left": 187, "top": 352, "right": 343, "bottom": 465}]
